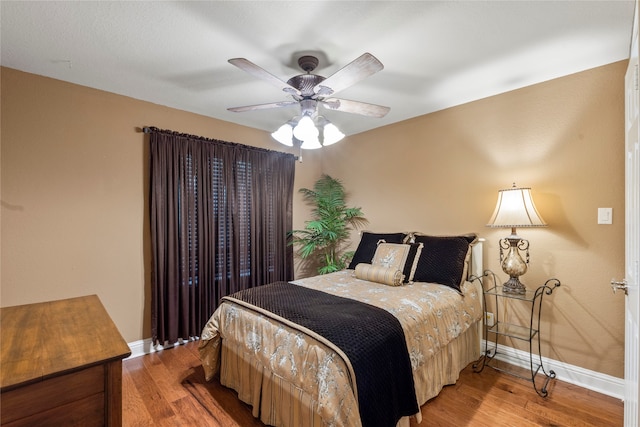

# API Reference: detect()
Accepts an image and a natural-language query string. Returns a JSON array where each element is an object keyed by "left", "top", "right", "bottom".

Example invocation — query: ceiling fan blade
[
  {"left": 229, "top": 58, "right": 302, "bottom": 97},
  {"left": 321, "top": 98, "right": 390, "bottom": 118},
  {"left": 313, "top": 53, "right": 383, "bottom": 97},
  {"left": 228, "top": 101, "right": 298, "bottom": 113}
]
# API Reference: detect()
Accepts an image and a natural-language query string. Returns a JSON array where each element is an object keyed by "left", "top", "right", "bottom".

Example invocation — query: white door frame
[{"left": 623, "top": 2, "right": 640, "bottom": 425}]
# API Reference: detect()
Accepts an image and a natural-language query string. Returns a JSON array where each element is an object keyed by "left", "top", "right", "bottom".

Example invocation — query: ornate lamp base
[
  {"left": 499, "top": 235, "right": 530, "bottom": 294},
  {"left": 502, "top": 276, "right": 527, "bottom": 294}
]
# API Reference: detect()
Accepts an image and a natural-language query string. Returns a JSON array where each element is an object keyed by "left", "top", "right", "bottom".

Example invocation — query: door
[{"left": 623, "top": 4, "right": 640, "bottom": 425}]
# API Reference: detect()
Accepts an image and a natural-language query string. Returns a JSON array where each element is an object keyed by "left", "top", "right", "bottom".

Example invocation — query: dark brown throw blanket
[{"left": 224, "top": 281, "right": 419, "bottom": 427}]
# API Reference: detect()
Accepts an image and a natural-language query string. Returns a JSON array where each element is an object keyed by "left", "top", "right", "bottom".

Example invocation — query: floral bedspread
[{"left": 199, "top": 270, "right": 482, "bottom": 427}]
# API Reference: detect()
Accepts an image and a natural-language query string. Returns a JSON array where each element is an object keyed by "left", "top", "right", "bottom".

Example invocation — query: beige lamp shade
[{"left": 487, "top": 185, "right": 547, "bottom": 229}]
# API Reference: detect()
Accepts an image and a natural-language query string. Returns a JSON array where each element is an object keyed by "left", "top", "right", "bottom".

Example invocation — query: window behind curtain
[{"left": 148, "top": 127, "right": 295, "bottom": 345}]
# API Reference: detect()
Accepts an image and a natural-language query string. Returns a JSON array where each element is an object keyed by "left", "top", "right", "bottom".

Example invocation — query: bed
[{"left": 199, "top": 232, "right": 484, "bottom": 427}]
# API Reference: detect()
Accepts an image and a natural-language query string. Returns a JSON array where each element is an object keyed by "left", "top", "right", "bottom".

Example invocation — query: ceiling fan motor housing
[
  {"left": 287, "top": 74, "right": 325, "bottom": 97},
  {"left": 297, "top": 55, "right": 319, "bottom": 72}
]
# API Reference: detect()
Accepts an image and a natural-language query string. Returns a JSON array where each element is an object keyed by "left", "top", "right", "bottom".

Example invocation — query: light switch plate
[{"left": 598, "top": 207, "right": 613, "bottom": 224}]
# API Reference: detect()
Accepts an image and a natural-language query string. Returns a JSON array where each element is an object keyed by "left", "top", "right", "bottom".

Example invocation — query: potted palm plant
[{"left": 290, "top": 174, "right": 367, "bottom": 274}]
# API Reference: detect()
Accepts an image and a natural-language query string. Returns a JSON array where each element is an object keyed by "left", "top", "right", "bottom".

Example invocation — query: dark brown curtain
[{"left": 148, "top": 127, "right": 295, "bottom": 345}]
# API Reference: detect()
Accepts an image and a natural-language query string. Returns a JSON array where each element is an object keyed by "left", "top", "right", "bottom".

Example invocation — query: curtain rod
[{"left": 141, "top": 126, "right": 301, "bottom": 161}]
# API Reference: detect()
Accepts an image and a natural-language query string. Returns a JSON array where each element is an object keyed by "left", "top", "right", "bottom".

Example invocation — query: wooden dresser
[{"left": 0, "top": 295, "right": 131, "bottom": 426}]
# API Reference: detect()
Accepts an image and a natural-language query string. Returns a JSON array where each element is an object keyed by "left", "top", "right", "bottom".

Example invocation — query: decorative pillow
[
  {"left": 371, "top": 242, "right": 410, "bottom": 269},
  {"left": 354, "top": 263, "right": 404, "bottom": 286},
  {"left": 412, "top": 234, "right": 477, "bottom": 292},
  {"left": 348, "top": 232, "right": 406, "bottom": 269},
  {"left": 371, "top": 242, "right": 423, "bottom": 283},
  {"left": 402, "top": 242, "right": 423, "bottom": 283}
]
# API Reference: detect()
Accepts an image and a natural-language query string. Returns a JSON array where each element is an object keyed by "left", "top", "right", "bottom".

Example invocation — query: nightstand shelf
[
  {"left": 471, "top": 270, "right": 560, "bottom": 397},
  {"left": 488, "top": 321, "right": 538, "bottom": 341}
]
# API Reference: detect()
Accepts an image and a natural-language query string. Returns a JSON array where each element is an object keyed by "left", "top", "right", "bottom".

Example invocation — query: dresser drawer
[{"left": 1, "top": 365, "right": 104, "bottom": 425}]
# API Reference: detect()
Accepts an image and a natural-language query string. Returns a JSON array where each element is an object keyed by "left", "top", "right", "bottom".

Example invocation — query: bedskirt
[{"left": 215, "top": 321, "right": 480, "bottom": 427}]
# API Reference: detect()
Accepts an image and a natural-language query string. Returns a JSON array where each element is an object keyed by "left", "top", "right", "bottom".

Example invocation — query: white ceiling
[{"left": 1, "top": 1, "right": 635, "bottom": 137}]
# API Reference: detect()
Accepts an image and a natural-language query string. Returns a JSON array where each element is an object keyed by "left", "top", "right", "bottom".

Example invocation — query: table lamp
[{"left": 486, "top": 183, "right": 547, "bottom": 294}]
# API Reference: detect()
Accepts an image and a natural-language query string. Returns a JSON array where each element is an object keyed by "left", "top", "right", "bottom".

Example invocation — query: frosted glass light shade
[
  {"left": 271, "top": 123, "right": 293, "bottom": 146},
  {"left": 293, "top": 116, "right": 318, "bottom": 141},
  {"left": 300, "top": 134, "right": 322, "bottom": 149},
  {"left": 322, "top": 122, "right": 345, "bottom": 146}
]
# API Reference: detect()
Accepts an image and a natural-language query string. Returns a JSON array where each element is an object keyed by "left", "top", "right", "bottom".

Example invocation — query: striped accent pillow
[{"left": 354, "top": 263, "right": 404, "bottom": 286}]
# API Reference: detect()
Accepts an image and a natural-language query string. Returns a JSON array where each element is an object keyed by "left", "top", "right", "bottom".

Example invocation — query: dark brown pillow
[{"left": 412, "top": 234, "right": 477, "bottom": 292}]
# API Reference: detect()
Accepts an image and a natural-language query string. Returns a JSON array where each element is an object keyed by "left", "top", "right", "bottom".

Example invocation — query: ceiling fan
[{"left": 227, "top": 52, "right": 390, "bottom": 149}]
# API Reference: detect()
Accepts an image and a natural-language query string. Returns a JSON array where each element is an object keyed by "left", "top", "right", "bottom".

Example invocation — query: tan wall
[
  {"left": 1, "top": 61, "right": 627, "bottom": 378},
  {"left": 321, "top": 61, "right": 627, "bottom": 378},
  {"left": 0, "top": 67, "right": 321, "bottom": 343}
]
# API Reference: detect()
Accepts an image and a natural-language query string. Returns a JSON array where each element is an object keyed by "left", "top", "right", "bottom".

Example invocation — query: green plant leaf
[{"left": 290, "top": 174, "right": 368, "bottom": 274}]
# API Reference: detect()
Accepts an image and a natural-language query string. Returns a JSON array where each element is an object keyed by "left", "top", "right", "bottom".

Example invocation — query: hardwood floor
[{"left": 122, "top": 341, "right": 623, "bottom": 426}]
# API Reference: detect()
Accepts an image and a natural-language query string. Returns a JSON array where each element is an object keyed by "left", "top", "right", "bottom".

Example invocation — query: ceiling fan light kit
[
  {"left": 228, "top": 52, "right": 389, "bottom": 150},
  {"left": 271, "top": 114, "right": 345, "bottom": 149}
]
